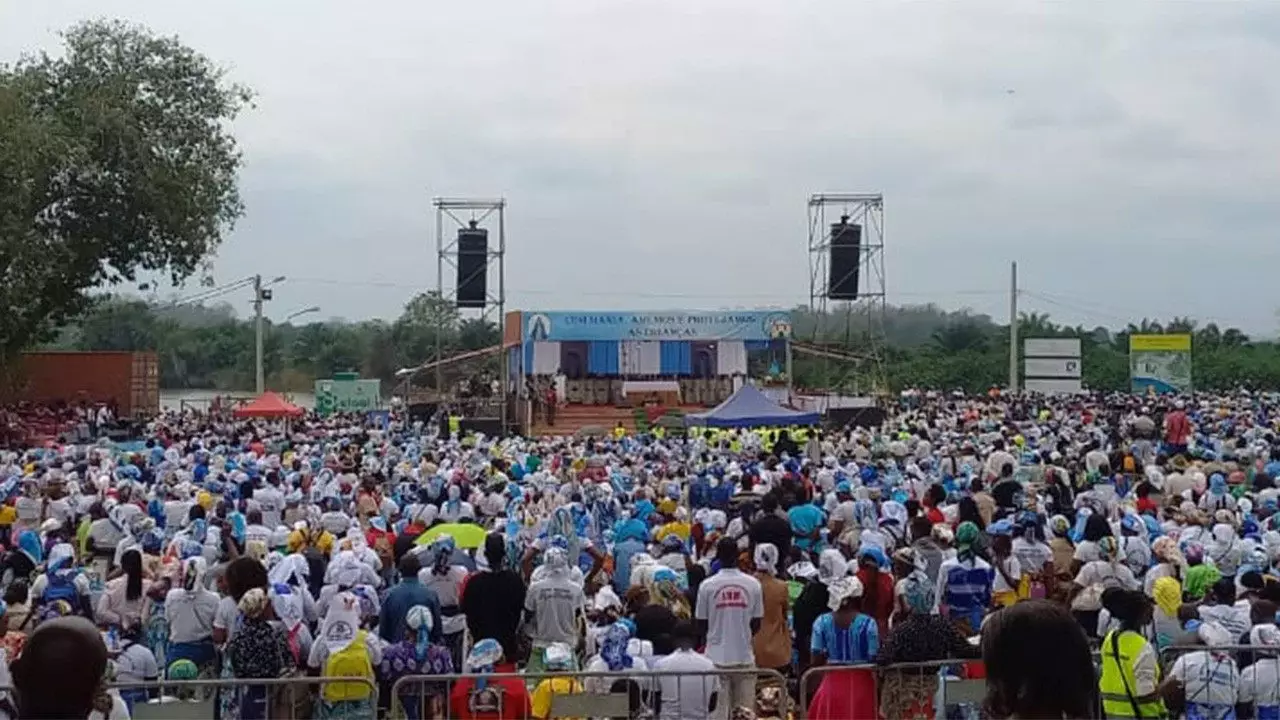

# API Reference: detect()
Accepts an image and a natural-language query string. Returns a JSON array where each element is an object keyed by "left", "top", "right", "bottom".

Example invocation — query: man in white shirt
[
  {"left": 255, "top": 475, "right": 285, "bottom": 529},
  {"left": 524, "top": 547, "right": 586, "bottom": 670},
  {"left": 654, "top": 620, "right": 719, "bottom": 720},
  {"left": 695, "top": 538, "right": 762, "bottom": 720}
]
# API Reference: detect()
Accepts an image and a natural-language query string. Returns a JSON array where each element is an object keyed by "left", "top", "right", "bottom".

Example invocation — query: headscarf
[
  {"left": 1098, "top": 536, "right": 1119, "bottom": 563},
  {"left": 543, "top": 546, "right": 570, "bottom": 578},
  {"left": 955, "top": 521, "right": 980, "bottom": 563},
  {"left": 753, "top": 543, "right": 779, "bottom": 576},
  {"left": 1152, "top": 576, "right": 1182, "bottom": 618},
  {"left": 268, "top": 554, "right": 309, "bottom": 587},
  {"left": 178, "top": 557, "right": 208, "bottom": 594},
  {"left": 467, "top": 638, "right": 504, "bottom": 690},
  {"left": 237, "top": 587, "right": 270, "bottom": 618},
  {"left": 16, "top": 530, "right": 42, "bottom": 566},
  {"left": 817, "top": 549, "right": 848, "bottom": 586},
  {"left": 860, "top": 546, "right": 889, "bottom": 570},
  {"left": 326, "top": 550, "right": 364, "bottom": 588},
  {"left": 270, "top": 583, "right": 305, "bottom": 629},
  {"left": 600, "top": 621, "right": 634, "bottom": 671},
  {"left": 1250, "top": 624, "right": 1280, "bottom": 650},
  {"left": 47, "top": 543, "right": 76, "bottom": 577},
  {"left": 430, "top": 534, "right": 456, "bottom": 575},
  {"left": 406, "top": 605, "right": 434, "bottom": 663},
  {"left": 894, "top": 546, "right": 935, "bottom": 614},
  {"left": 853, "top": 500, "right": 877, "bottom": 530},
  {"left": 826, "top": 576, "right": 864, "bottom": 611},
  {"left": 649, "top": 567, "right": 691, "bottom": 619},
  {"left": 319, "top": 591, "right": 361, "bottom": 654}
]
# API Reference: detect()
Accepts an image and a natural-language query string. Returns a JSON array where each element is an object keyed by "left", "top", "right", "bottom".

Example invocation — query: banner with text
[
  {"left": 1130, "top": 334, "right": 1192, "bottom": 394},
  {"left": 521, "top": 311, "right": 792, "bottom": 342}
]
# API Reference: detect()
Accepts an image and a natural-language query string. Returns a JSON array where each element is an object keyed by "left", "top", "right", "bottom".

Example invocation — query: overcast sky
[{"left": 6, "top": 2, "right": 1280, "bottom": 333}]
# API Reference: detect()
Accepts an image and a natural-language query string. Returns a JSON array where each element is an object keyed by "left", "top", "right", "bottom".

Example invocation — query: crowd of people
[{"left": 2, "top": 390, "right": 1280, "bottom": 718}]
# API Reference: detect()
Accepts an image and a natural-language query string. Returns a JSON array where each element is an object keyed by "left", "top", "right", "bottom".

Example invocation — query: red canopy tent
[{"left": 232, "top": 391, "right": 305, "bottom": 419}]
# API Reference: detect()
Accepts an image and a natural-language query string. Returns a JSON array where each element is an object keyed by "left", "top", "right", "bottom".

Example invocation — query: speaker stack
[
  {"left": 456, "top": 220, "right": 488, "bottom": 308},
  {"left": 828, "top": 215, "right": 861, "bottom": 300}
]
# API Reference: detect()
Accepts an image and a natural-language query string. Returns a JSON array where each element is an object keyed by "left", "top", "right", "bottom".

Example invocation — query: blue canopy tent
[{"left": 684, "top": 384, "right": 820, "bottom": 428}]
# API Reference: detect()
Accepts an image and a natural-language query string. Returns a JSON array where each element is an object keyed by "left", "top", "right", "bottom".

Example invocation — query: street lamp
[
  {"left": 253, "top": 275, "right": 288, "bottom": 394},
  {"left": 285, "top": 306, "right": 321, "bottom": 323}
]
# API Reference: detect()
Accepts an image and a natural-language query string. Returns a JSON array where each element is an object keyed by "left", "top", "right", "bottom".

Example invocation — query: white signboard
[
  {"left": 1024, "top": 337, "right": 1084, "bottom": 394},
  {"left": 1024, "top": 338, "right": 1081, "bottom": 357},
  {"left": 1024, "top": 357, "right": 1081, "bottom": 378},
  {"left": 1025, "top": 378, "right": 1084, "bottom": 394}
]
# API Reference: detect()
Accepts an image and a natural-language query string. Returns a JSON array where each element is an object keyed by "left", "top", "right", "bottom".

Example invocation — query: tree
[{"left": 0, "top": 20, "right": 251, "bottom": 358}]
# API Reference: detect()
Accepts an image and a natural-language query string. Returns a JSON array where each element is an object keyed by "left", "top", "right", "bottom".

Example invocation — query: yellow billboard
[{"left": 1129, "top": 334, "right": 1192, "bottom": 352}]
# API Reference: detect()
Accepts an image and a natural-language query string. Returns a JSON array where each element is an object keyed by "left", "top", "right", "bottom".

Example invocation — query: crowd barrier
[
  {"left": 107, "top": 676, "right": 378, "bottom": 720},
  {"left": 798, "top": 660, "right": 989, "bottom": 719},
  {"left": 389, "top": 667, "right": 787, "bottom": 720}
]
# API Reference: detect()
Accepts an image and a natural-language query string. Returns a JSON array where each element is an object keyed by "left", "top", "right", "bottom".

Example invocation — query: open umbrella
[{"left": 415, "top": 522, "right": 488, "bottom": 549}]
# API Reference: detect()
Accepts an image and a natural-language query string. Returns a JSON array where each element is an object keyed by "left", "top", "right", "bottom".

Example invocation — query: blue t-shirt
[{"left": 810, "top": 612, "right": 878, "bottom": 664}]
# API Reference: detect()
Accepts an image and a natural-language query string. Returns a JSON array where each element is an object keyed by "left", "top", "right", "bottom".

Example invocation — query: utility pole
[
  {"left": 253, "top": 274, "right": 265, "bottom": 394},
  {"left": 1009, "top": 261, "right": 1019, "bottom": 393}
]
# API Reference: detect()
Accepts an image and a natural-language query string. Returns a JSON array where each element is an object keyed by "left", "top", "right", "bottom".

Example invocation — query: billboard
[
  {"left": 1130, "top": 334, "right": 1192, "bottom": 394},
  {"left": 314, "top": 378, "right": 382, "bottom": 415},
  {"left": 521, "top": 310, "right": 792, "bottom": 342},
  {"left": 1024, "top": 337, "right": 1083, "bottom": 393}
]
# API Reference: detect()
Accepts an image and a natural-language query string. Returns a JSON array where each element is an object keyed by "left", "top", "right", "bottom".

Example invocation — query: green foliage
[
  {"left": 0, "top": 20, "right": 250, "bottom": 357},
  {"left": 46, "top": 293, "right": 503, "bottom": 391}
]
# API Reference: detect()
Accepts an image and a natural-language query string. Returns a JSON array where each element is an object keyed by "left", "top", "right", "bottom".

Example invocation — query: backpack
[
  {"left": 322, "top": 630, "right": 374, "bottom": 703},
  {"left": 42, "top": 570, "right": 80, "bottom": 607},
  {"left": 227, "top": 618, "right": 285, "bottom": 679}
]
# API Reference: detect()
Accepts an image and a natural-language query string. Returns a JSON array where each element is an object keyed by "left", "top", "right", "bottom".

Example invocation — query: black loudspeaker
[
  {"left": 456, "top": 221, "right": 488, "bottom": 308},
  {"left": 828, "top": 217, "right": 861, "bottom": 300}
]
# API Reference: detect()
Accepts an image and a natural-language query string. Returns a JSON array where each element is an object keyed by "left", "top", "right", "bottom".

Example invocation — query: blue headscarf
[
  {"left": 600, "top": 621, "right": 634, "bottom": 671},
  {"left": 16, "top": 530, "right": 42, "bottom": 566},
  {"left": 614, "top": 517, "right": 648, "bottom": 544},
  {"left": 467, "top": 638, "right": 503, "bottom": 690}
]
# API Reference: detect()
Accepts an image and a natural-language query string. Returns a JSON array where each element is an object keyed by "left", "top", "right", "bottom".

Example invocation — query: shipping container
[{"left": 3, "top": 351, "right": 160, "bottom": 418}]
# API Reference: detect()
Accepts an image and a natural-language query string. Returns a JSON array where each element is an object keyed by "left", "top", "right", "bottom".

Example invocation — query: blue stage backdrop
[{"left": 522, "top": 310, "right": 792, "bottom": 343}]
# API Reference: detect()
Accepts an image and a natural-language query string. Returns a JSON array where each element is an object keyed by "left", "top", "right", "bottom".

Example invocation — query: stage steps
[{"left": 528, "top": 403, "right": 701, "bottom": 437}]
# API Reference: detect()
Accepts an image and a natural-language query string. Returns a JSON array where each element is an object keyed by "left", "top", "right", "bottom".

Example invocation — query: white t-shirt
[
  {"left": 256, "top": 487, "right": 284, "bottom": 528},
  {"left": 1198, "top": 602, "right": 1252, "bottom": 639},
  {"left": 163, "top": 501, "right": 192, "bottom": 531},
  {"left": 164, "top": 588, "right": 220, "bottom": 644},
  {"left": 653, "top": 649, "right": 719, "bottom": 720},
  {"left": 695, "top": 568, "right": 763, "bottom": 665},
  {"left": 114, "top": 641, "right": 159, "bottom": 683},
  {"left": 524, "top": 573, "right": 585, "bottom": 647},
  {"left": 1011, "top": 538, "right": 1052, "bottom": 574},
  {"left": 1239, "top": 657, "right": 1280, "bottom": 708},
  {"left": 1169, "top": 650, "right": 1240, "bottom": 710},
  {"left": 991, "top": 556, "right": 1023, "bottom": 594},
  {"left": 1071, "top": 561, "right": 1138, "bottom": 611}
]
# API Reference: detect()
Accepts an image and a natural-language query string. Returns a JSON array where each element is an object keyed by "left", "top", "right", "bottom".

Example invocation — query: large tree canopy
[{"left": 0, "top": 20, "right": 251, "bottom": 357}]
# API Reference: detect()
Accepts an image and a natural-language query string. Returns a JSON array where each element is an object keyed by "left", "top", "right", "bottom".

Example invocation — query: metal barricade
[
  {"left": 389, "top": 667, "right": 787, "bottom": 719},
  {"left": 109, "top": 675, "right": 378, "bottom": 720},
  {"left": 798, "top": 659, "right": 987, "bottom": 719}
]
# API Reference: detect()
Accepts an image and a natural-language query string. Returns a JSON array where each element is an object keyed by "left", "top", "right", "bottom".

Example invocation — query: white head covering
[
  {"left": 826, "top": 576, "right": 864, "bottom": 611},
  {"left": 753, "top": 543, "right": 779, "bottom": 576},
  {"left": 319, "top": 591, "right": 361, "bottom": 653},
  {"left": 818, "top": 548, "right": 848, "bottom": 585},
  {"left": 269, "top": 553, "right": 309, "bottom": 587},
  {"left": 326, "top": 550, "right": 364, "bottom": 588},
  {"left": 1250, "top": 624, "right": 1280, "bottom": 648},
  {"left": 270, "top": 584, "right": 305, "bottom": 628}
]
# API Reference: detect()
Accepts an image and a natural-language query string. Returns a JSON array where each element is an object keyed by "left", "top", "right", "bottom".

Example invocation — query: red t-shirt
[
  {"left": 449, "top": 664, "right": 531, "bottom": 720},
  {"left": 855, "top": 567, "right": 896, "bottom": 637},
  {"left": 1165, "top": 411, "right": 1191, "bottom": 445}
]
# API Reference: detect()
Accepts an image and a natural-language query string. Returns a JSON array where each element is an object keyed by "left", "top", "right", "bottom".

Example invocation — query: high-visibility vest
[
  {"left": 1099, "top": 630, "right": 1165, "bottom": 719},
  {"left": 448, "top": 415, "right": 460, "bottom": 435}
]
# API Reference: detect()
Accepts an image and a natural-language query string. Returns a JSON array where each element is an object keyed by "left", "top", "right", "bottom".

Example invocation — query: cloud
[{"left": 4, "top": 1, "right": 1280, "bottom": 333}]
